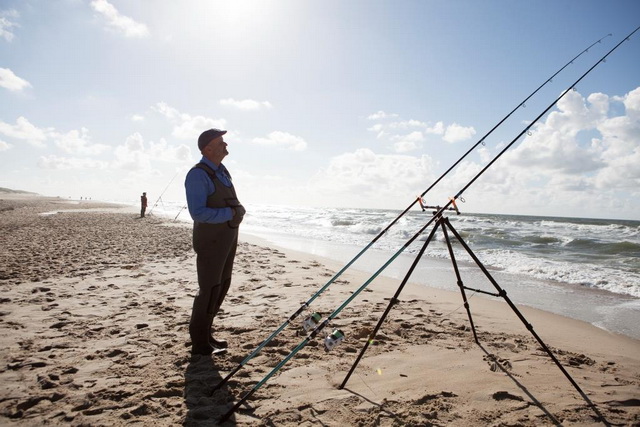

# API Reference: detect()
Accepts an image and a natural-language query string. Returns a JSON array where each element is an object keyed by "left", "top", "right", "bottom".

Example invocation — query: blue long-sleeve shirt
[{"left": 184, "top": 157, "right": 234, "bottom": 224}]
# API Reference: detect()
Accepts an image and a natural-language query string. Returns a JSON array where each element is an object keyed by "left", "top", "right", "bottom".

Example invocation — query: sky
[{"left": 1, "top": 0, "right": 639, "bottom": 220}]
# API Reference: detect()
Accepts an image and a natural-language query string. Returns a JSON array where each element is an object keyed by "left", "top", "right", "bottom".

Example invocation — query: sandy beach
[{"left": 0, "top": 194, "right": 638, "bottom": 426}]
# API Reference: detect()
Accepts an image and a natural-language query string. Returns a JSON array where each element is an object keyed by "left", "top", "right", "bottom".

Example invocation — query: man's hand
[{"left": 229, "top": 204, "right": 246, "bottom": 227}]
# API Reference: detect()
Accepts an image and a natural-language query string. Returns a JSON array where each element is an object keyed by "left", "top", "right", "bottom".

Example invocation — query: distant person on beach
[
  {"left": 140, "top": 192, "right": 148, "bottom": 218},
  {"left": 184, "top": 128, "right": 245, "bottom": 356}
]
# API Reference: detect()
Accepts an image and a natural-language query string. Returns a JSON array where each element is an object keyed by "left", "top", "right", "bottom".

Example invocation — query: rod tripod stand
[{"left": 338, "top": 214, "right": 589, "bottom": 406}]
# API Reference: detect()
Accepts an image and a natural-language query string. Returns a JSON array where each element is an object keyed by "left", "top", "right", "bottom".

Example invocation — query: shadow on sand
[{"left": 184, "top": 354, "right": 236, "bottom": 426}]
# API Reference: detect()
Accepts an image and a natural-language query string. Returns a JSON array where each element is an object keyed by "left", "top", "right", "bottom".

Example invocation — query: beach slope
[{"left": 0, "top": 195, "right": 638, "bottom": 426}]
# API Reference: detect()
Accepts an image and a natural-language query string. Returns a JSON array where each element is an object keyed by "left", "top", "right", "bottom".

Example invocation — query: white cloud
[
  {"left": 0, "top": 68, "right": 31, "bottom": 92},
  {"left": 131, "top": 114, "right": 145, "bottom": 122},
  {"left": 393, "top": 140, "right": 419, "bottom": 153},
  {"left": 450, "top": 87, "right": 640, "bottom": 216},
  {"left": 310, "top": 149, "right": 436, "bottom": 206},
  {"left": 367, "top": 123, "right": 389, "bottom": 140},
  {"left": 113, "top": 132, "right": 151, "bottom": 171},
  {"left": 367, "top": 111, "right": 399, "bottom": 120},
  {"left": 507, "top": 90, "right": 610, "bottom": 174},
  {"left": 592, "top": 87, "right": 640, "bottom": 190},
  {"left": 425, "top": 121, "right": 445, "bottom": 135},
  {"left": 0, "top": 117, "right": 49, "bottom": 147},
  {"left": 392, "top": 131, "right": 424, "bottom": 153},
  {"left": 0, "top": 118, "right": 112, "bottom": 156},
  {"left": 91, "top": 0, "right": 149, "bottom": 38},
  {"left": 152, "top": 102, "right": 181, "bottom": 121},
  {"left": 252, "top": 131, "right": 308, "bottom": 151},
  {"left": 173, "top": 116, "right": 227, "bottom": 140},
  {"left": 367, "top": 123, "right": 384, "bottom": 133},
  {"left": 478, "top": 146, "right": 491, "bottom": 163},
  {"left": 366, "top": 114, "right": 473, "bottom": 147},
  {"left": 37, "top": 155, "right": 108, "bottom": 170},
  {"left": 443, "top": 123, "right": 476, "bottom": 143},
  {"left": 0, "top": 139, "right": 12, "bottom": 151},
  {"left": 388, "top": 120, "right": 429, "bottom": 129},
  {"left": 152, "top": 102, "right": 226, "bottom": 140},
  {"left": 0, "top": 9, "right": 19, "bottom": 42},
  {"left": 51, "top": 128, "right": 110, "bottom": 156},
  {"left": 622, "top": 86, "right": 640, "bottom": 120},
  {"left": 220, "top": 98, "right": 273, "bottom": 111},
  {"left": 112, "top": 132, "right": 193, "bottom": 171},
  {"left": 147, "top": 138, "right": 193, "bottom": 163},
  {"left": 594, "top": 146, "right": 640, "bottom": 190},
  {"left": 125, "top": 132, "right": 144, "bottom": 151}
]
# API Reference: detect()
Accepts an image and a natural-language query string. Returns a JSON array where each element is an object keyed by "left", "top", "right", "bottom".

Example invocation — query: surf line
[
  {"left": 210, "top": 33, "right": 613, "bottom": 394},
  {"left": 218, "top": 26, "right": 639, "bottom": 424}
]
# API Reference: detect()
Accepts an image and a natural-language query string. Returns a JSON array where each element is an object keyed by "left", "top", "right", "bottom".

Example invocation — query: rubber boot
[{"left": 207, "top": 312, "right": 228, "bottom": 349}]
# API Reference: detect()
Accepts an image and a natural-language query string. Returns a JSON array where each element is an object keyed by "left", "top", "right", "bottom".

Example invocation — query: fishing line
[
  {"left": 438, "top": 290, "right": 478, "bottom": 323},
  {"left": 147, "top": 170, "right": 180, "bottom": 216},
  {"left": 210, "top": 33, "right": 611, "bottom": 394},
  {"left": 173, "top": 204, "right": 187, "bottom": 221},
  {"left": 356, "top": 371, "right": 378, "bottom": 397},
  {"left": 218, "top": 26, "right": 639, "bottom": 423}
]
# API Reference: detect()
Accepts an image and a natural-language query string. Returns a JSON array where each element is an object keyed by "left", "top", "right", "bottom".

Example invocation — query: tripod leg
[
  {"left": 339, "top": 219, "right": 441, "bottom": 389},
  {"left": 440, "top": 220, "right": 479, "bottom": 343},
  {"left": 442, "top": 218, "right": 589, "bottom": 400}
]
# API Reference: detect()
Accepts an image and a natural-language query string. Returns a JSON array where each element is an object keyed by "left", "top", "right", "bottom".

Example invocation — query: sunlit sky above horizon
[{"left": 1, "top": 0, "right": 639, "bottom": 220}]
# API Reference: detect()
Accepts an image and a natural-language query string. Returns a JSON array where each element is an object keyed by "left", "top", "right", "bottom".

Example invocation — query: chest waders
[{"left": 189, "top": 163, "right": 241, "bottom": 351}]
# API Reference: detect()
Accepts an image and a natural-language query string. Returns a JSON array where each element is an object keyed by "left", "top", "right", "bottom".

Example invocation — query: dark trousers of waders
[{"left": 189, "top": 222, "right": 238, "bottom": 348}]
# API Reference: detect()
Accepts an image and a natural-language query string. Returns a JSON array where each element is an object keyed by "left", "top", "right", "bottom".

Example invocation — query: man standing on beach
[
  {"left": 184, "top": 129, "right": 245, "bottom": 356},
  {"left": 140, "top": 192, "right": 148, "bottom": 218}
]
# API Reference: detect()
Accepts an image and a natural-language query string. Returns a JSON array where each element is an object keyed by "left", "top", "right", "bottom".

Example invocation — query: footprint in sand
[{"left": 483, "top": 354, "right": 513, "bottom": 372}]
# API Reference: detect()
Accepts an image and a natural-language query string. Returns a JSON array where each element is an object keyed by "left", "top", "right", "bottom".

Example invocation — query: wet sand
[{"left": 0, "top": 194, "right": 638, "bottom": 426}]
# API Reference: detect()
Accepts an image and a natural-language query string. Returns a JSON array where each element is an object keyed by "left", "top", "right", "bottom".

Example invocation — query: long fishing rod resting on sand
[
  {"left": 147, "top": 171, "right": 180, "bottom": 216},
  {"left": 209, "top": 33, "right": 612, "bottom": 395},
  {"left": 217, "top": 26, "right": 639, "bottom": 424}
]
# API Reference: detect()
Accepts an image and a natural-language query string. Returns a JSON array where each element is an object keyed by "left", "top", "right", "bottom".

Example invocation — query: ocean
[{"left": 149, "top": 201, "right": 640, "bottom": 340}]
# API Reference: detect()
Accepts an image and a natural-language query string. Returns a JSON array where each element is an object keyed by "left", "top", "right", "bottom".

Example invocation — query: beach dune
[{"left": 0, "top": 194, "right": 638, "bottom": 426}]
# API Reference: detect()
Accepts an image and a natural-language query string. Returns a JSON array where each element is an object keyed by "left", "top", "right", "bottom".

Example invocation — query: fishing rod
[
  {"left": 218, "top": 27, "right": 639, "bottom": 423},
  {"left": 147, "top": 170, "right": 180, "bottom": 216},
  {"left": 173, "top": 204, "right": 187, "bottom": 221},
  {"left": 210, "top": 33, "right": 611, "bottom": 393}
]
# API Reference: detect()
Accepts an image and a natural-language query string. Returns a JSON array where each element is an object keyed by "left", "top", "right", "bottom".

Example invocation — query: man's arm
[{"left": 185, "top": 168, "right": 234, "bottom": 223}]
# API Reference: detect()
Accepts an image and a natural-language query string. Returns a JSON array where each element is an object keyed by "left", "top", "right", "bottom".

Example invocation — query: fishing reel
[
  {"left": 324, "top": 329, "right": 345, "bottom": 352},
  {"left": 300, "top": 313, "right": 345, "bottom": 352},
  {"left": 301, "top": 312, "right": 322, "bottom": 334}
]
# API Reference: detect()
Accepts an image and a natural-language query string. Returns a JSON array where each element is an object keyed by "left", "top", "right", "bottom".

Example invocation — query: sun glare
[{"left": 201, "top": 0, "right": 281, "bottom": 32}]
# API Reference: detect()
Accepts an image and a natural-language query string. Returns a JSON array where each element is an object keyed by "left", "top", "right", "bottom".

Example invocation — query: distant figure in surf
[
  {"left": 184, "top": 128, "right": 245, "bottom": 356},
  {"left": 140, "top": 192, "right": 148, "bottom": 218}
]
